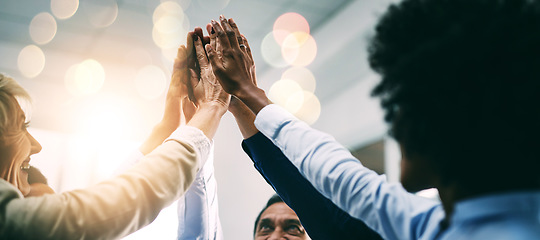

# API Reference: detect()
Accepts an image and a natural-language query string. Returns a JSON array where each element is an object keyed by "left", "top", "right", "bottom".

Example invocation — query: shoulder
[
  {"left": 456, "top": 215, "right": 540, "bottom": 240},
  {"left": 0, "top": 179, "right": 23, "bottom": 200}
]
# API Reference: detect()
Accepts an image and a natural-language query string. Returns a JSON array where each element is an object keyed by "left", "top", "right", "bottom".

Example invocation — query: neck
[{"left": 436, "top": 186, "right": 456, "bottom": 219}]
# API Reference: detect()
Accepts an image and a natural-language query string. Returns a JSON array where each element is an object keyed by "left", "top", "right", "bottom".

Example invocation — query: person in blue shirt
[
  {"left": 186, "top": 27, "right": 381, "bottom": 239},
  {"left": 195, "top": 0, "right": 540, "bottom": 238},
  {"left": 228, "top": 93, "right": 382, "bottom": 239}
]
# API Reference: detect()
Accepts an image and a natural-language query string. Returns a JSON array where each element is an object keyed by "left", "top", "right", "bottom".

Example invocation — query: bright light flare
[
  {"left": 152, "top": 2, "right": 189, "bottom": 50},
  {"left": 268, "top": 79, "right": 303, "bottom": 112},
  {"left": 65, "top": 59, "right": 105, "bottom": 96},
  {"left": 282, "top": 67, "right": 316, "bottom": 93},
  {"left": 273, "top": 12, "right": 310, "bottom": 46},
  {"left": 153, "top": 1, "right": 184, "bottom": 24},
  {"left": 292, "top": 91, "right": 321, "bottom": 125},
  {"left": 18, "top": 45, "right": 45, "bottom": 78},
  {"left": 134, "top": 65, "right": 167, "bottom": 100},
  {"left": 51, "top": 0, "right": 79, "bottom": 20},
  {"left": 152, "top": 27, "right": 188, "bottom": 49},
  {"left": 29, "top": 12, "right": 57, "bottom": 45},
  {"left": 281, "top": 32, "right": 317, "bottom": 67},
  {"left": 261, "top": 31, "right": 288, "bottom": 68}
]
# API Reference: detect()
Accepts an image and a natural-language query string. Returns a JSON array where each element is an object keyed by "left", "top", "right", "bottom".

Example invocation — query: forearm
[
  {"left": 187, "top": 104, "right": 226, "bottom": 139},
  {"left": 242, "top": 133, "right": 382, "bottom": 240},
  {"left": 139, "top": 122, "right": 177, "bottom": 155},
  {"left": 3, "top": 130, "right": 208, "bottom": 239},
  {"left": 229, "top": 98, "right": 258, "bottom": 139},
  {"left": 254, "top": 104, "right": 440, "bottom": 240}
]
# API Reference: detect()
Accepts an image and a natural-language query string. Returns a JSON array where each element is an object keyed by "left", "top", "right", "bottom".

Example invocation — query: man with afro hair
[{"left": 205, "top": 0, "right": 540, "bottom": 239}]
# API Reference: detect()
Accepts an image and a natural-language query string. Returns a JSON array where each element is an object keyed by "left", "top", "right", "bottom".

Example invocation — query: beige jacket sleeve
[{"left": 0, "top": 126, "right": 210, "bottom": 240}]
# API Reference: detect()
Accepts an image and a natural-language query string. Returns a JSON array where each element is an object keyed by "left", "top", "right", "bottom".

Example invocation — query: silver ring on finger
[{"left": 239, "top": 44, "right": 246, "bottom": 48}]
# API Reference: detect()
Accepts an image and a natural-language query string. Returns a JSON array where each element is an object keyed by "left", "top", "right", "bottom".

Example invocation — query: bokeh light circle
[
  {"left": 282, "top": 67, "right": 316, "bottom": 93},
  {"left": 153, "top": 1, "right": 184, "bottom": 24},
  {"left": 29, "top": 12, "right": 57, "bottom": 45},
  {"left": 268, "top": 79, "right": 303, "bottom": 112},
  {"left": 273, "top": 12, "right": 310, "bottom": 46},
  {"left": 293, "top": 91, "right": 321, "bottom": 125},
  {"left": 51, "top": 0, "right": 79, "bottom": 20},
  {"left": 152, "top": 2, "right": 189, "bottom": 49},
  {"left": 82, "top": 0, "right": 118, "bottom": 28},
  {"left": 18, "top": 45, "right": 45, "bottom": 78},
  {"left": 152, "top": 27, "right": 188, "bottom": 49},
  {"left": 261, "top": 31, "right": 288, "bottom": 68},
  {"left": 134, "top": 65, "right": 167, "bottom": 100},
  {"left": 155, "top": 15, "right": 182, "bottom": 34},
  {"left": 281, "top": 32, "right": 317, "bottom": 67},
  {"left": 65, "top": 59, "right": 106, "bottom": 96}
]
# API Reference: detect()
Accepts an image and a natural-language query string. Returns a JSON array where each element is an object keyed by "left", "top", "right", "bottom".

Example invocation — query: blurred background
[{"left": 0, "top": 0, "right": 414, "bottom": 239}]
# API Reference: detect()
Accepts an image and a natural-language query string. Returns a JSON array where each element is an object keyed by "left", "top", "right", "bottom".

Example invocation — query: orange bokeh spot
[
  {"left": 281, "top": 32, "right": 317, "bottom": 67},
  {"left": 273, "top": 12, "right": 310, "bottom": 46}
]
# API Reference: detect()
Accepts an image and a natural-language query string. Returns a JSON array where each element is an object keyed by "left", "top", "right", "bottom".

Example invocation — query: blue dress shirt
[
  {"left": 242, "top": 132, "right": 382, "bottom": 240},
  {"left": 254, "top": 104, "right": 540, "bottom": 240}
]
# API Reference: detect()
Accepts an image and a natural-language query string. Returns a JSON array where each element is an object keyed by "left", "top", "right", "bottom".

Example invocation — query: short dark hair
[
  {"left": 253, "top": 194, "right": 284, "bottom": 236},
  {"left": 368, "top": 0, "right": 540, "bottom": 189}
]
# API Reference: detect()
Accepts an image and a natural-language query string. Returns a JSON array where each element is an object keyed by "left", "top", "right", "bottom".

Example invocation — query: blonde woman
[{"left": 0, "top": 42, "right": 229, "bottom": 239}]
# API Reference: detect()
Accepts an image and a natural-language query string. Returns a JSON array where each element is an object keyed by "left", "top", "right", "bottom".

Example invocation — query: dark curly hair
[{"left": 369, "top": 0, "right": 540, "bottom": 190}]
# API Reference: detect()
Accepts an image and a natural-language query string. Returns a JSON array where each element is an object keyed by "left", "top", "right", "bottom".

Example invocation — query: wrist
[
  {"left": 228, "top": 97, "right": 248, "bottom": 115},
  {"left": 196, "top": 102, "right": 228, "bottom": 116},
  {"left": 234, "top": 86, "right": 270, "bottom": 114},
  {"left": 156, "top": 120, "right": 179, "bottom": 134}
]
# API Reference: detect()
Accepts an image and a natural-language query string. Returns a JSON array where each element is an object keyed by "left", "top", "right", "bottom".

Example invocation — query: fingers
[
  {"left": 203, "top": 36, "right": 210, "bottom": 46},
  {"left": 205, "top": 44, "right": 224, "bottom": 76},
  {"left": 206, "top": 23, "right": 221, "bottom": 60},
  {"left": 186, "top": 32, "right": 197, "bottom": 69},
  {"left": 193, "top": 34, "right": 209, "bottom": 69},
  {"left": 228, "top": 18, "right": 244, "bottom": 49},
  {"left": 241, "top": 35, "right": 253, "bottom": 61},
  {"left": 172, "top": 45, "right": 188, "bottom": 85},
  {"left": 219, "top": 15, "right": 240, "bottom": 50},
  {"left": 211, "top": 18, "right": 231, "bottom": 50},
  {"left": 194, "top": 27, "right": 205, "bottom": 43}
]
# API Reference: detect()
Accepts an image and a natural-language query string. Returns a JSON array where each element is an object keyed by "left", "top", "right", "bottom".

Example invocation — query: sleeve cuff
[
  {"left": 166, "top": 125, "right": 212, "bottom": 169},
  {"left": 254, "top": 104, "right": 297, "bottom": 138}
]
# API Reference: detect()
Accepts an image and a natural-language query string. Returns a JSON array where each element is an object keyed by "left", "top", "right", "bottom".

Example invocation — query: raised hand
[
  {"left": 139, "top": 45, "right": 194, "bottom": 155},
  {"left": 206, "top": 15, "right": 270, "bottom": 114},
  {"left": 205, "top": 16, "right": 256, "bottom": 96},
  {"left": 189, "top": 30, "right": 230, "bottom": 112},
  {"left": 164, "top": 45, "right": 190, "bottom": 127}
]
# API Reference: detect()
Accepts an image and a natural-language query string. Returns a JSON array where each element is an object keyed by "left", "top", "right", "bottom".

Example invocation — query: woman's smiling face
[{"left": 0, "top": 95, "right": 41, "bottom": 196}]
